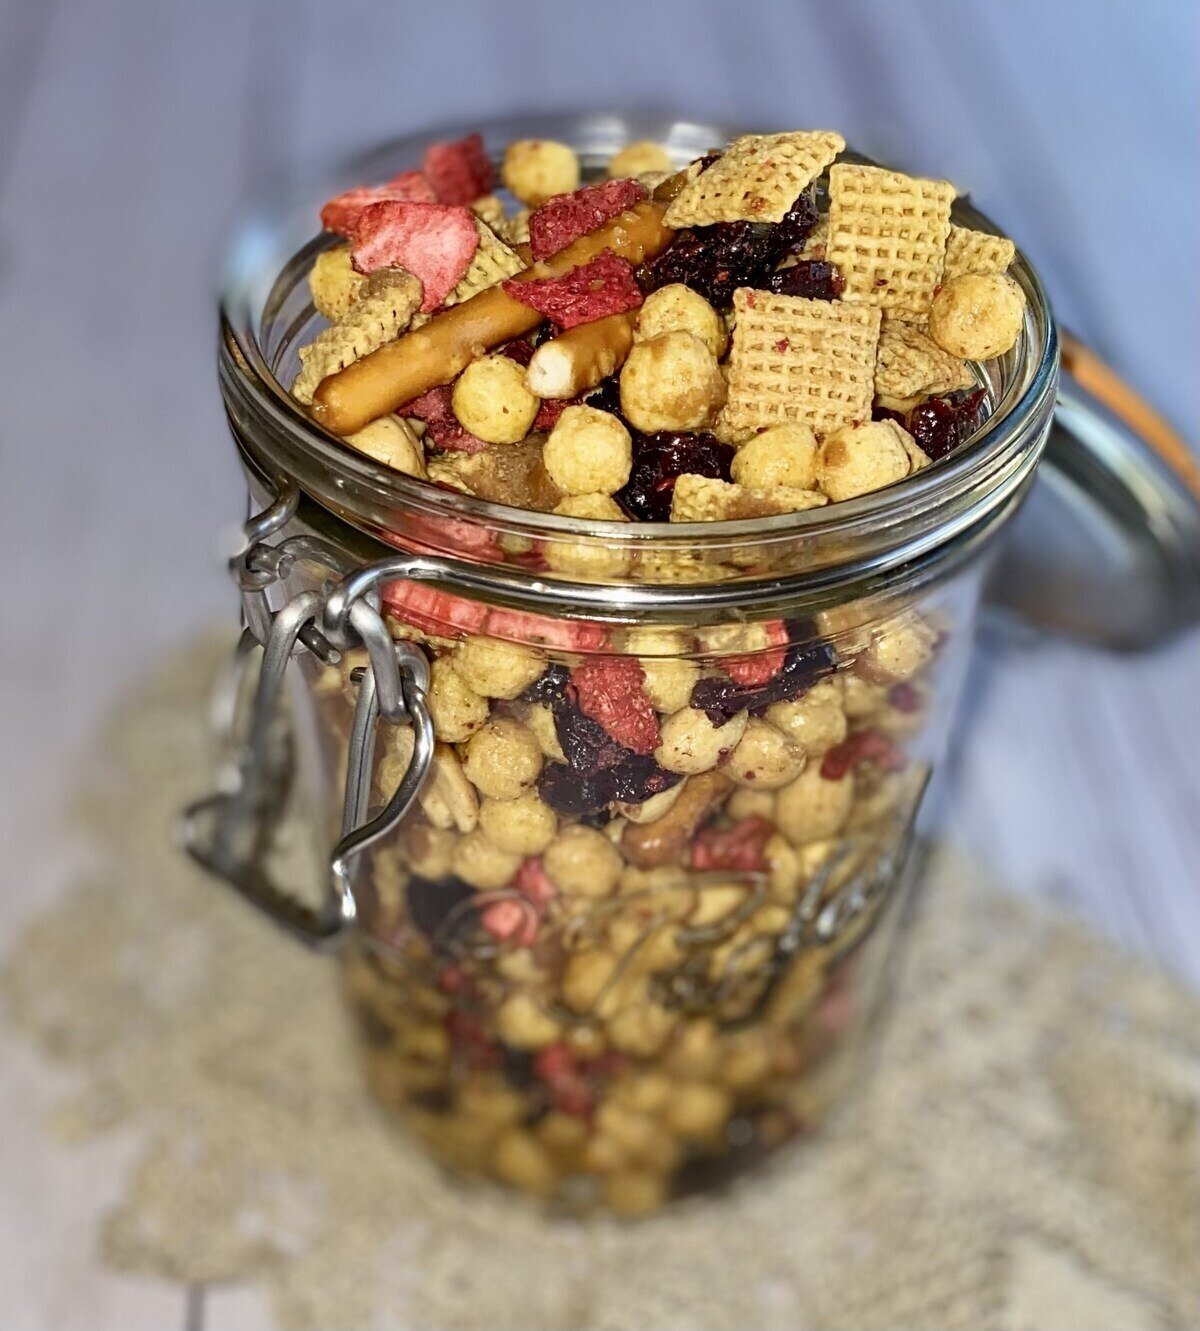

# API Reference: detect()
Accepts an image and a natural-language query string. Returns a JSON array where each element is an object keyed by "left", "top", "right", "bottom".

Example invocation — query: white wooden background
[{"left": 1, "top": 1, "right": 1196, "bottom": 1327}]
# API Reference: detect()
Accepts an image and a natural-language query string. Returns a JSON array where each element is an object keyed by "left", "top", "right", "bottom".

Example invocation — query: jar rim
[{"left": 218, "top": 112, "right": 1060, "bottom": 605}]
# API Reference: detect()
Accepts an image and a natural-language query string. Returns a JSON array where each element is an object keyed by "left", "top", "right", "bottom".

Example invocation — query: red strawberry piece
[
  {"left": 533, "top": 396, "right": 576, "bottom": 432},
  {"left": 400, "top": 383, "right": 488, "bottom": 453},
  {"left": 533, "top": 1043, "right": 591, "bottom": 1117},
  {"left": 445, "top": 1010, "right": 502, "bottom": 1071},
  {"left": 351, "top": 201, "right": 479, "bottom": 312},
  {"left": 515, "top": 856, "right": 557, "bottom": 906},
  {"left": 571, "top": 658, "right": 660, "bottom": 755},
  {"left": 503, "top": 251, "right": 644, "bottom": 330},
  {"left": 483, "top": 609, "right": 608, "bottom": 652},
  {"left": 422, "top": 132, "right": 496, "bottom": 205},
  {"left": 382, "top": 581, "right": 490, "bottom": 637},
  {"left": 820, "top": 728, "right": 908, "bottom": 781},
  {"left": 480, "top": 897, "right": 539, "bottom": 946},
  {"left": 528, "top": 178, "right": 649, "bottom": 261},
  {"left": 721, "top": 621, "right": 790, "bottom": 686},
  {"left": 691, "top": 816, "right": 775, "bottom": 872},
  {"left": 319, "top": 172, "right": 436, "bottom": 235}
]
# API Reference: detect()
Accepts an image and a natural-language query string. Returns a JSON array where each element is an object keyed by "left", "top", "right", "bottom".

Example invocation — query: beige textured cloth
[{"left": 2, "top": 636, "right": 1196, "bottom": 1330}]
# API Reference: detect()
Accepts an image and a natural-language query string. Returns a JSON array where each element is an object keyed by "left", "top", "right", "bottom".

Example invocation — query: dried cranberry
[
  {"left": 537, "top": 763, "right": 613, "bottom": 816},
  {"left": 606, "top": 753, "right": 682, "bottom": 805},
  {"left": 617, "top": 431, "right": 735, "bottom": 522},
  {"left": 820, "top": 728, "right": 908, "bottom": 781},
  {"left": 871, "top": 405, "right": 907, "bottom": 425},
  {"left": 690, "top": 639, "right": 837, "bottom": 724},
  {"left": 906, "top": 388, "right": 987, "bottom": 461},
  {"left": 766, "top": 260, "right": 844, "bottom": 301},
  {"left": 774, "top": 190, "right": 820, "bottom": 250},
  {"left": 584, "top": 374, "right": 625, "bottom": 418},
  {"left": 692, "top": 816, "right": 775, "bottom": 872},
  {"left": 404, "top": 875, "right": 476, "bottom": 944},
  {"left": 520, "top": 663, "right": 571, "bottom": 704}
]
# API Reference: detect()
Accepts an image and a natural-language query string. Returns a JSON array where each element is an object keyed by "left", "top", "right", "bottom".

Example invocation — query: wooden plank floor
[{"left": 0, "top": 1, "right": 1195, "bottom": 1326}]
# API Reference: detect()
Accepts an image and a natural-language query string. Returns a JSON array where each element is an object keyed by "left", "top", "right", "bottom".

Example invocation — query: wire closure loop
[{"left": 180, "top": 488, "right": 435, "bottom": 949}]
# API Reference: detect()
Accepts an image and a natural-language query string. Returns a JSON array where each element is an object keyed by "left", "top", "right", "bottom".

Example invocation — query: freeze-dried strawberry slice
[
  {"left": 820, "top": 728, "right": 908, "bottom": 781},
  {"left": 514, "top": 856, "right": 557, "bottom": 906},
  {"left": 351, "top": 201, "right": 479, "bottom": 311},
  {"left": 721, "top": 621, "right": 790, "bottom": 686},
  {"left": 503, "top": 251, "right": 643, "bottom": 330},
  {"left": 382, "top": 581, "right": 490, "bottom": 637},
  {"left": 484, "top": 609, "right": 608, "bottom": 653},
  {"left": 423, "top": 132, "right": 496, "bottom": 205},
  {"left": 400, "top": 384, "right": 488, "bottom": 453},
  {"left": 571, "top": 658, "right": 660, "bottom": 755},
  {"left": 528, "top": 178, "right": 648, "bottom": 260},
  {"left": 480, "top": 897, "right": 539, "bottom": 946},
  {"left": 319, "top": 171, "right": 436, "bottom": 235},
  {"left": 691, "top": 816, "right": 775, "bottom": 873}
]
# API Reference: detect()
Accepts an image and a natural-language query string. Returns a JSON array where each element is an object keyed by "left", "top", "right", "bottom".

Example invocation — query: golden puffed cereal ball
[
  {"left": 495, "top": 993, "right": 563, "bottom": 1049},
  {"left": 607, "top": 140, "right": 674, "bottom": 179},
  {"left": 618, "top": 626, "right": 698, "bottom": 713},
  {"left": 546, "top": 494, "right": 632, "bottom": 578},
  {"left": 491, "top": 1128, "right": 559, "bottom": 1197},
  {"left": 619, "top": 331, "right": 727, "bottom": 433},
  {"left": 766, "top": 677, "right": 847, "bottom": 756},
  {"left": 727, "top": 788, "right": 777, "bottom": 821},
  {"left": 502, "top": 138, "right": 581, "bottom": 206},
  {"left": 614, "top": 1071, "right": 673, "bottom": 1115},
  {"left": 664, "top": 1081, "right": 733, "bottom": 1142},
  {"left": 607, "top": 1000, "right": 680, "bottom": 1059},
  {"left": 345, "top": 416, "right": 427, "bottom": 478},
  {"left": 928, "top": 272, "right": 1025, "bottom": 360},
  {"left": 562, "top": 948, "right": 621, "bottom": 1015},
  {"left": 309, "top": 244, "right": 363, "bottom": 320},
  {"left": 450, "top": 828, "right": 523, "bottom": 890},
  {"left": 664, "top": 1018, "right": 721, "bottom": 1078},
  {"left": 478, "top": 791, "right": 557, "bottom": 855},
  {"left": 462, "top": 716, "right": 543, "bottom": 800},
  {"left": 842, "top": 674, "right": 887, "bottom": 719},
  {"left": 731, "top": 423, "right": 818, "bottom": 490},
  {"left": 454, "top": 635, "right": 545, "bottom": 700},
  {"left": 451, "top": 355, "right": 541, "bottom": 445},
  {"left": 635, "top": 284, "right": 728, "bottom": 358},
  {"left": 655, "top": 706, "right": 747, "bottom": 775},
  {"left": 775, "top": 764, "right": 855, "bottom": 844},
  {"left": 764, "top": 832, "right": 803, "bottom": 901},
  {"left": 426, "top": 656, "right": 490, "bottom": 742},
  {"left": 543, "top": 825, "right": 622, "bottom": 897},
  {"left": 863, "top": 616, "right": 937, "bottom": 682},
  {"left": 542, "top": 405, "right": 632, "bottom": 496},
  {"left": 603, "top": 1170, "right": 669, "bottom": 1217},
  {"left": 400, "top": 823, "right": 457, "bottom": 880},
  {"left": 522, "top": 701, "right": 566, "bottom": 761},
  {"left": 726, "top": 718, "right": 807, "bottom": 789},
  {"left": 816, "top": 419, "right": 915, "bottom": 501}
]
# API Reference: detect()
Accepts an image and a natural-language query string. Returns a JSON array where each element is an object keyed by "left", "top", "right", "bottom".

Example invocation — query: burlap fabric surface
[{"left": 3, "top": 638, "right": 1196, "bottom": 1330}]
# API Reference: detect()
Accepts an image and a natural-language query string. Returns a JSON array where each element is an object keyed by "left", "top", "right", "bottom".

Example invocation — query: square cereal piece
[
  {"left": 874, "top": 320, "right": 974, "bottom": 400},
  {"left": 664, "top": 130, "right": 845, "bottom": 227},
  {"left": 411, "top": 219, "right": 523, "bottom": 327},
  {"left": 826, "top": 163, "right": 955, "bottom": 314},
  {"left": 721, "top": 289, "right": 882, "bottom": 437},
  {"left": 670, "top": 475, "right": 827, "bottom": 521},
  {"left": 943, "top": 224, "right": 1016, "bottom": 279}
]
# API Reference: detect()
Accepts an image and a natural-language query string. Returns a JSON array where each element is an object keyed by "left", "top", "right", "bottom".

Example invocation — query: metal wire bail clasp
[{"left": 181, "top": 569, "right": 435, "bottom": 949}]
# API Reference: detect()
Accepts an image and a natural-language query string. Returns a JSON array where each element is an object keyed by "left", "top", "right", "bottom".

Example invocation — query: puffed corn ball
[
  {"left": 400, "top": 823, "right": 457, "bottom": 880},
  {"left": 543, "top": 825, "right": 623, "bottom": 898},
  {"left": 731, "top": 423, "right": 818, "bottom": 490},
  {"left": 775, "top": 764, "right": 855, "bottom": 844},
  {"left": 452, "top": 354, "right": 541, "bottom": 445},
  {"left": 343, "top": 416, "right": 427, "bottom": 478},
  {"left": 478, "top": 791, "right": 557, "bottom": 855},
  {"left": 502, "top": 138, "right": 581, "bottom": 206},
  {"left": 546, "top": 494, "right": 632, "bottom": 578},
  {"left": 635, "top": 284, "right": 728, "bottom": 358},
  {"left": 726, "top": 718, "right": 807, "bottom": 789},
  {"left": 450, "top": 828, "right": 523, "bottom": 890},
  {"left": 842, "top": 674, "right": 887, "bottom": 718},
  {"left": 727, "top": 788, "right": 776, "bottom": 821},
  {"left": 491, "top": 1128, "right": 558, "bottom": 1196},
  {"left": 928, "top": 272, "right": 1025, "bottom": 360},
  {"left": 863, "top": 616, "right": 937, "bottom": 682},
  {"left": 542, "top": 405, "right": 632, "bottom": 496},
  {"left": 620, "top": 331, "right": 727, "bottom": 433},
  {"left": 618, "top": 626, "right": 698, "bottom": 714},
  {"left": 309, "top": 244, "right": 364, "bottom": 320},
  {"left": 817, "top": 419, "right": 916, "bottom": 501},
  {"left": 607, "top": 140, "right": 674, "bottom": 179},
  {"left": 664, "top": 1081, "right": 733, "bottom": 1142},
  {"left": 454, "top": 635, "right": 544, "bottom": 700},
  {"left": 426, "top": 656, "right": 489, "bottom": 742},
  {"left": 495, "top": 993, "right": 562, "bottom": 1049},
  {"left": 766, "top": 677, "right": 847, "bottom": 755},
  {"left": 462, "top": 716, "right": 542, "bottom": 800},
  {"left": 655, "top": 706, "right": 747, "bottom": 775}
]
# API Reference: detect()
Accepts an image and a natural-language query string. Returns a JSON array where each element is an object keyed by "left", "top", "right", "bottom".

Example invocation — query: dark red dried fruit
[
  {"left": 691, "top": 816, "right": 775, "bottom": 872},
  {"left": 888, "top": 682, "right": 923, "bottom": 714},
  {"left": 533, "top": 396, "right": 576, "bottom": 432},
  {"left": 503, "top": 251, "right": 643, "bottom": 329},
  {"left": 528, "top": 178, "right": 648, "bottom": 261},
  {"left": 766, "top": 260, "right": 844, "bottom": 301},
  {"left": 499, "top": 338, "right": 536, "bottom": 367},
  {"left": 643, "top": 190, "right": 818, "bottom": 309},
  {"left": 521, "top": 663, "right": 571, "bottom": 704},
  {"left": 616, "top": 431, "right": 735, "bottom": 522},
  {"left": 905, "top": 388, "right": 987, "bottom": 461},
  {"left": 690, "top": 639, "right": 837, "bottom": 725},
  {"left": 820, "top": 728, "right": 908, "bottom": 781},
  {"left": 446, "top": 1010, "right": 502, "bottom": 1071},
  {"left": 572, "top": 658, "right": 660, "bottom": 754},
  {"left": 404, "top": 874, "right": 476, "bottom": 942},
  {"left": 399, "top": 383, "right": 487, "bottom": 453}
]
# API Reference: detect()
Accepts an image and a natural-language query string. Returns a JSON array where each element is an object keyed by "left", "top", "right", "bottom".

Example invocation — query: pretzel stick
[
  {"left": 311, "top": 202, "right": 675, "bottom": 435},
  {"left": 524, "top": 312, "right": 637, "bottom": 400}
]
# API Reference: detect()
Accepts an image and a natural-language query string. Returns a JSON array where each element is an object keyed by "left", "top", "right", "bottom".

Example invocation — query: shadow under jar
[{"left": 195, "top": 115, "right": 1059, "bottom": 1218}]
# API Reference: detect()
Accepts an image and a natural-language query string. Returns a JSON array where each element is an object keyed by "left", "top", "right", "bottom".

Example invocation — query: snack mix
[{"left": 289, "top": 130, "right": 1024, "bottom": 1215}]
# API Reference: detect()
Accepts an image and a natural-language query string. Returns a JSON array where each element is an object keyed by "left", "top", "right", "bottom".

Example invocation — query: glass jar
[{"left": 189, "top": 115, "right": 1060, "bottom": 1217}]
